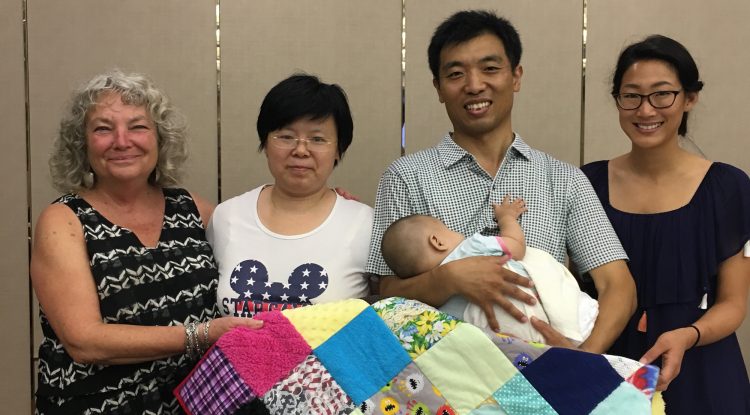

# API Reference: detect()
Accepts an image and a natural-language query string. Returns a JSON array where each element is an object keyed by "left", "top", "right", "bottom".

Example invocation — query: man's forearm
[
  {"left": 378, "top": 269, "right": 454, "bottom": 307},
  {"left": 579, "top": 260, "right": 637, "bottom": 353}
]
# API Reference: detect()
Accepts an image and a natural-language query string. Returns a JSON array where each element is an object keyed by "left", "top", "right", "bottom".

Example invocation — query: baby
[{"left": 381, "top": 197, "right": 598, "bottom": 344}]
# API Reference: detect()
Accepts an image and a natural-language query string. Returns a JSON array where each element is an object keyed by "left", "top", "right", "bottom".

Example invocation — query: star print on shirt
[{"left": 228, "top": 259, "right": 329, "bottom": 305}]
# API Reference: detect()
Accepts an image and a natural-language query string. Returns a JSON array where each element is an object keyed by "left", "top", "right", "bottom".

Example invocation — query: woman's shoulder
[
  {"left": 335, "top": 194, "right": 374, "bottom": 216},
  {"left": 702, "top": 162, "right": 750, "bottom": 206},
  {"left": 579, "top": 160, "right": 610, "bottom": 192},
  {"left": 699, "top": 162, "right": 750, "bottom": 263},
  {"left": 214, "top": 186, "right": 264, "bottom": 213},
  {"left": 708, "top": 162, "right": 750, "bottom": 184},
  {"left": 35, "top": 201, "right": 82, "bottom": 240},
  {"left": 580, "top": 160, "right": 608, "bottom": 176}
]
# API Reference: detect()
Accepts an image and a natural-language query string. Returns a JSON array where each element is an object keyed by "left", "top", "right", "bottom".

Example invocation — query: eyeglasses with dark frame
[
  {"left": 613, "top": 90, "right": 682, "bottom": 110},
  {"left": 269, "top": 134, "right": 336, "bottom": 152}
]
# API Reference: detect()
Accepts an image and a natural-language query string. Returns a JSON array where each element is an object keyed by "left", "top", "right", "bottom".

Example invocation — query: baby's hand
[{"left": 493, "top": 195, "right": 527, "bottom": 222}]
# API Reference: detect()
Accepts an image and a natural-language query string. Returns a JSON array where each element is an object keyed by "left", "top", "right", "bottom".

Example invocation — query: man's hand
[
  {"left": 334, "top": 187, "right": 360, "bottom": 201},
  {"left": 530, "top": 316, "right": 577, "bottom": 348},
  {"left": 440, "top": 255, "right": 536, "bottom": 331}
]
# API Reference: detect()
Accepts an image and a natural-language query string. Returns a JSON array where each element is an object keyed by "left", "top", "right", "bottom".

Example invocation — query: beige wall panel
[
  {"left": 405, "top": 0, "right": 583, "bottom": 165},
  {"left": 220, "top": 0, "right": 402, "bottom": 205},
  {"left": 586, "top": 0, "right": 750, "bottom": 374},
  {"left": 0, "top": 1, "right": 32, "bottom": 413},
  {"left": 27, "top": 0, "right": 218, "bottom": 361}
]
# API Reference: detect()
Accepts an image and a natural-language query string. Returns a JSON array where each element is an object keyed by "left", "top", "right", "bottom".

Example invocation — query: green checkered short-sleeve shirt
[{"left": 366, "top": 133, "right": 627, "bottom": 277}]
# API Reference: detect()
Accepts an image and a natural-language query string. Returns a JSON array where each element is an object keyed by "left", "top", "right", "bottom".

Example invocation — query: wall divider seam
[
  {"left": 400, "top": 0, "right": 406, "bottom": 156},
  {"left": 22, "top": 0, "right": 35, "bottom": 411},
  {"left": 579, "top": 0, "right": 587, "bottom": 167},
  {"left": 216, "top": 0, "right": 222, "bottom": 202}
]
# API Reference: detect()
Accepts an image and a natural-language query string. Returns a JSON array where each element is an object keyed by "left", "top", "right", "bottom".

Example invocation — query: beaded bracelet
[{"left": 688, "top": 324, "right": 701, "bottom": 349}]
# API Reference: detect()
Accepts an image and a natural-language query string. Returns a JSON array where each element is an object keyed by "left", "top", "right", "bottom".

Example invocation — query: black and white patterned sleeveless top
[{"left": 35, "top": 188, "right": 219, "bottom": 415}]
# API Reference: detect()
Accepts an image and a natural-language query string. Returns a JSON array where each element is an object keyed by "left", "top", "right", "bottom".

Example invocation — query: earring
[
  {"left": 150, "top": 168, "right": 161, "bottom": 184},
  {"left": 83, "top": 170, "right": 95, "bottom": 188}
]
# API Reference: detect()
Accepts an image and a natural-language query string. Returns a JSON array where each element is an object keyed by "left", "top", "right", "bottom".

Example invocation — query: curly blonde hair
[{"left": 49, "top": 69, "right": 188, "bottom": 193}]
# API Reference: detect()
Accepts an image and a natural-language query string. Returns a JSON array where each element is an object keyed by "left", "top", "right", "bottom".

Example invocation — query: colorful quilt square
[
  {"left": 362, "top": 362, "right": 453, "bottom": 415},
  {"left": 216, "top": 311, "right": 311, "bottom": 396},
  {"left": 373, "top": 297, "right": 455, "bottom": 333},
  {"left": 590, "top": 382, "right": 651, "bottom": 415},
  {"left": 484, "top": 331, "right": 549, "bottom": 371},
  {"left": 626, "top": 365, "right": 658, "bottom": 399},
  {"left": 414, "top": 322, "right": 517, "bottom": 414},
  {"left": 493, "top": 372, "right": 557, "bottom": 415},
  {"left": 314, "top": 307, "right": 411, "bottom": 405},
  {"left": 394, "top": 308, "right": 459, "bottom": 359},
  {"left": 175, "top": 346, "right": 256, "bottom": 415},
  {"left": 521, "top": 348, "right": 622, "bottom": 415},
  {"left": 261, "top": 354, "right": 355, "bottom": 414},
  {"left": 283, "top": 299, "right": 369, "bottom": 349}
]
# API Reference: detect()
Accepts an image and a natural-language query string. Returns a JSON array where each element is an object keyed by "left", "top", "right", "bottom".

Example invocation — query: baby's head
[{"left": 381, "top": 215, "right": 465, "bottom": 278}]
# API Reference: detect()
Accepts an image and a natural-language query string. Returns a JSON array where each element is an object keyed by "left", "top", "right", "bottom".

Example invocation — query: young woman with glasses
[{"left": 582, "top": 35, "right": 750, "bottom": 413}]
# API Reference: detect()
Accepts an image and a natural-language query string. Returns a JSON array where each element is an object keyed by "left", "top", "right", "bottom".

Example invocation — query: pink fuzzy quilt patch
[{"left": 215, "top": 311, "right": 311, "bottom": 395}]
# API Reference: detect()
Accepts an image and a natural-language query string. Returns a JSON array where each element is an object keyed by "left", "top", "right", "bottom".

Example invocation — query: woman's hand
[
  {"left": 639, "top": 326, "right": 697, "bottom": 391},
  {"left": 205, "top": 317, "right": 264, "bottom": 345}
]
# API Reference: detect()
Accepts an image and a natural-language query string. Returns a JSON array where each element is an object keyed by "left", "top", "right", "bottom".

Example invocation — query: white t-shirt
[{"left": 208, "top": 186, "right": 373, "bottom": 317}]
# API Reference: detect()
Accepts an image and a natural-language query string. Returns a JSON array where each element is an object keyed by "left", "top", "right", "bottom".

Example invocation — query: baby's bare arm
[{"left": 493, "top": 195, "right": 527, "bottom": 259}]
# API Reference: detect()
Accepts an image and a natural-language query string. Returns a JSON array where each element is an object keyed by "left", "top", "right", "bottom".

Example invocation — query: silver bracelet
[
  {"left": 184, "top": 322, "right": 198, "bottom": 359},
  {"left": 191, "top": 322, "right": 202, "bottom": 358},
  {"left": 202, "top": 320, "right": 212, "bottom": 352}
]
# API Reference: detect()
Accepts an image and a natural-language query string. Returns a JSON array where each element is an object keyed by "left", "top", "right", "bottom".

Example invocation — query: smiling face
[
  {"left": 617, "top": 59, "right": 697, "bottom": 149},
  {"left": 85, "top": 92, "right": 159, "bottom": 187},
  {"left": 265, "top": 116, "right": 339, "bottom": 197},
  {"left": 433, "top": 33, "right": 522, "bottom": 143}
]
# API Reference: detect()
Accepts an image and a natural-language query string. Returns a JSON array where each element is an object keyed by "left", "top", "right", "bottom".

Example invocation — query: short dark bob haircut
[
  {"left": 612, "top": 35, "right": 704, "bottom": 137},
  {"left": 428, "top": 10, "right": 522, "bottom": 81},
  {"left": 257, "top": 74, "right": 353, "bottom": 164}
]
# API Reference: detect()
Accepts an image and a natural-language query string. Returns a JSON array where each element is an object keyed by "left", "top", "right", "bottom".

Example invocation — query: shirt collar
[{"left": 437, "top": 132, "right": 532, "bottom": 168}]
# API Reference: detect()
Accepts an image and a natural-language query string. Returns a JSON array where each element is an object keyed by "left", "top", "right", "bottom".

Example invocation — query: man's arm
[
  {"left": 531, "top": 259, "right": 635, "bottom": 353},
  {"left": 532, "top": 167, "right": 635, "bottom": 351},
  {"left": 579, "top": 260, "right": 636, "bottom": 352},
  {"left": 379, "top": 255, "right": 537, "bottom": 331},
  {"left": 565, "top": 171, "right": 636, "bottom": 352},
  {"left": 368, "top": 167, "right": 535, "bottom": 331}
]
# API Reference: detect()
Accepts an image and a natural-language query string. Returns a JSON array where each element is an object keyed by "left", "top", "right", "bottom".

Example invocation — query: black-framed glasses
[
  {"left": 270, "top": 134, "right": 336, "bottom": 152},
  {"left": 613, "top": 90, "right": 682, "bottom": 110}
]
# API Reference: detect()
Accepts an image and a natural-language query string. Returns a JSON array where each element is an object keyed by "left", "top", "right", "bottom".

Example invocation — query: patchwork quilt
[{"left": 175, "top": 297, "right": 661, "bottom": 415}]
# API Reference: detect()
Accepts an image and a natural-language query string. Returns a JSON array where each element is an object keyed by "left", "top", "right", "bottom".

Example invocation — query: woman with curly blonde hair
[
  {"left": 32, "top": 70, "right": 261, "bottom": 414},
  {"left": 49, "top": 70, "right": 188, "bottom": 192}
]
